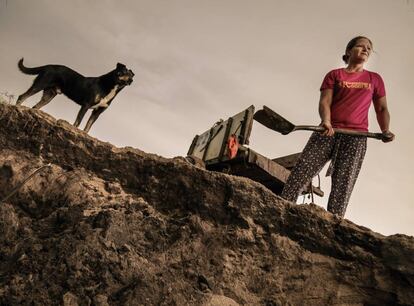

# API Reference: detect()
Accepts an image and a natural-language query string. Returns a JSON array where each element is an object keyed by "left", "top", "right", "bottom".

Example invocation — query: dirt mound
[{"left": 0, "top": 102, "right": 413, "bottom": 305}]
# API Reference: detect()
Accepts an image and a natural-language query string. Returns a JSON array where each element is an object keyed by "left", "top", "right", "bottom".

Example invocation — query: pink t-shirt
[{"left": 320, "top": 68, "right": 386, "bottom": 131}]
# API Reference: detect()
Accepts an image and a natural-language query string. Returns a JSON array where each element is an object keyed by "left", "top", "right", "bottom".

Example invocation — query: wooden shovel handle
[{"left": 295, "top": 125, "right": 385, "bottom": 140}]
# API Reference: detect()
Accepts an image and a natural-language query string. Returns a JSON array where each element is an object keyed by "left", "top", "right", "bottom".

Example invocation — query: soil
[{"left": 0, "top": 102, "right": 413, "bottom": 306}]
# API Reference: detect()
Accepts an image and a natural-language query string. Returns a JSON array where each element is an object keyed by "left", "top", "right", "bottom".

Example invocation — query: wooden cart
[{"left": 187, "top": 105, "right": 323, "bottom": 197}]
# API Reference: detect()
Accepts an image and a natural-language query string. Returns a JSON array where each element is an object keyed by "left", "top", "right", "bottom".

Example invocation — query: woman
[{"left": 281, "top": 36, "right": 395, "bottom": 218}]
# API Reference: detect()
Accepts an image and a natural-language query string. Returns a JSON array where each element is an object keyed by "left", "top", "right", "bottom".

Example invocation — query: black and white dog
[{"left": 16, "top": 58, "right": 134, "bottom": 133}]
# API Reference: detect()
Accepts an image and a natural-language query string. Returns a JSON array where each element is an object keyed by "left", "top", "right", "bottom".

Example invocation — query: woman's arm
[
  {"left": 318, "top": 89, "right": 334, "bottom": 136},
  {"left": 373, "top": 96, "right": 395, "bottom": 142}
]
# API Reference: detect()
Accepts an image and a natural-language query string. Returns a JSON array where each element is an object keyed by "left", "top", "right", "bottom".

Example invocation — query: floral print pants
[{"left": 281, "top": 132, "right": 367, "bottom": 218}]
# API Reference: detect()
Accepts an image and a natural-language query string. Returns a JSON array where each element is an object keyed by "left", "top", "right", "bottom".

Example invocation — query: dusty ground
[{"left": 0, "top": 102, "right": 413, "bottom": 306}]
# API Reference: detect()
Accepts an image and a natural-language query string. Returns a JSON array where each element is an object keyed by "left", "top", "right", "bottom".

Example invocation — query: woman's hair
[{"left": 342, "top": 36, "right": 373, "bottom": 64}]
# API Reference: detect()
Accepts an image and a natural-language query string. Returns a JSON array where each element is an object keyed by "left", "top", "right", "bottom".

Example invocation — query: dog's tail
[{"left": 18, "top": 58, "right": 44, "bottom": 75}]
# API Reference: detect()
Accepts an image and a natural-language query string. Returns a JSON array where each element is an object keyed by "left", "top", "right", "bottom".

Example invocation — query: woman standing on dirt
[{"left": 281, "top": 36, "right": 395, "bottom": 218}]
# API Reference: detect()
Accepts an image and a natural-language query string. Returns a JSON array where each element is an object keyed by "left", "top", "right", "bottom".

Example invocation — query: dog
[{"left": 16, "top": 58, "right": 134, "bottom": 133}]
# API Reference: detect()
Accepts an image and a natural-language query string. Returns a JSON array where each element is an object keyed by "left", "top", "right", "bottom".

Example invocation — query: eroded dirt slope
[{"left": 0, "top": 103, "right": 413, "bottom": 306}]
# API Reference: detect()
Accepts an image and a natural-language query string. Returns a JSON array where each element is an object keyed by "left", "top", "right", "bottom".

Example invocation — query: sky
[{"left": 0, "top": 0, "right": 413, "bottom": 236}]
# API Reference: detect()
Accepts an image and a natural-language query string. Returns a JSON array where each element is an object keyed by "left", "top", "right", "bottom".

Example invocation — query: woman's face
[{"left": 347, "top": 38, "right": 372, "bottom": 64}]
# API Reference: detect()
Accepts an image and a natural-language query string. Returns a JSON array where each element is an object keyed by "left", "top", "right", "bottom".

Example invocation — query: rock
[
  {"left": 0, "top": 203, "right": 19, "bottom": 242},
  {"left": 63, "top": 292, "right": 79, "bottom": 306},
  {"left": 204, "top": 294, "right": 240, "bottom": 306},
  {"left": 94, "top": 294, "right": 110, "bottom": 306}
]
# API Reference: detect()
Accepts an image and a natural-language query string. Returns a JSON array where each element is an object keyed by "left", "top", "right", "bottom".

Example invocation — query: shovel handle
[
  {"left": 295, "top": 125, "right": 385, "bottom": 140},
  {"left": 334, "top": 128, "right": 384, "bottom": 140}
]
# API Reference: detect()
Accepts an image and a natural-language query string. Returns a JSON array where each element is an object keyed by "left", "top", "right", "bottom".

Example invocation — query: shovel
[{"left": 254, "top": 105, "right": 386, "bottom": 141}]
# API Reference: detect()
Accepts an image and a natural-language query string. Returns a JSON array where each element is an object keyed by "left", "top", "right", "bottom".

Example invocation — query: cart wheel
[
  {"left": 220, "top": 164, "right": 232, "bottom": 174},
  {"left": 185, "top": 155, "right": 206, "bottom": 169}
]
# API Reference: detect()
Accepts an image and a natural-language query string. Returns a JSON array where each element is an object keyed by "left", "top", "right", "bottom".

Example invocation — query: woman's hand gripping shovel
[{"left": 253, "top": 106, "right": 393, "bottom": 142}]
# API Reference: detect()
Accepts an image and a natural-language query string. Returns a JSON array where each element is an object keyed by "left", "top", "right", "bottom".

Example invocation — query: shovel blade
[{"left": 253, "top": 106, "right": 295, "bottom": 135}]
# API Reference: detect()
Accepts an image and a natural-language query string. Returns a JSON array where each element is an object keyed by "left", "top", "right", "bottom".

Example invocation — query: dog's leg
[
  {"left": 73, "top": 106, "right": 89, "bottom": 128},
  {"left": 83, "top": 107, "right": 106, "bottom": 133},
  {"left": 33, "top": 88, "right": 58, "bottom": 109},
  {"left": 16, "top": 84, "right": 43, "bottom": 105}
]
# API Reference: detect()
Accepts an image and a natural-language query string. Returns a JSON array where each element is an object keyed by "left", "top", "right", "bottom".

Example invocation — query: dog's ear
[{"left": 116, "top": 63, "right": 126, "bottom": 70}]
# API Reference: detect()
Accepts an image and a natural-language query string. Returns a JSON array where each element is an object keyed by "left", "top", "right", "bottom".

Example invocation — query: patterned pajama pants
[{"left": 281, "top": 132, "right": 367, "bottom": 218}]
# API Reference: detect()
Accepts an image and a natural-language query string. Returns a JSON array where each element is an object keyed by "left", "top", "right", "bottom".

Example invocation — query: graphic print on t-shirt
[{"left": 338, "top": 81, "right": 371, "bottom": 89}]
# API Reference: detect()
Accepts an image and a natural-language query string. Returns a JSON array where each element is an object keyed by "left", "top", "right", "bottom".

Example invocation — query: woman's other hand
[
  {"left": 321, "top": 121, "right": 335, "bottom": 136},
  {"left": 382, "top": 130, "right": 395, "bottom": 143}
]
